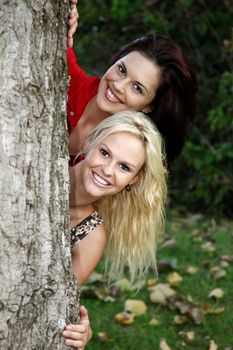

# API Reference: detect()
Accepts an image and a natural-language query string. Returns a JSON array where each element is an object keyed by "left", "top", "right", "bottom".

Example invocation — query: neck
[{"left": 80, "top": 95, "right": 110, "bottom": 126}]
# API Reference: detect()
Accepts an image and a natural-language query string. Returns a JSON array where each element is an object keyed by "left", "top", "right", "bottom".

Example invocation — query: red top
[{"left": 66, "top": 48, "right": 100, "bottom": 134}]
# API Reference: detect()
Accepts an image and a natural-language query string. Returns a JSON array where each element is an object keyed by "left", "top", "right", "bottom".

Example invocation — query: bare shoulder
[
  {"left": 91, "top": 221, "right": 106, "bottom": 245},
  {"left": 71, "top": 218, "right": 106, "bottom": 255}
]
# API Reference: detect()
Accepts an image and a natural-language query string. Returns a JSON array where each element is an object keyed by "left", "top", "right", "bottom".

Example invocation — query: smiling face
[
  {"left": 79, "top": 132, "right": 145, "bottom": 200},
  {"left": 96, "top": 51, "right": 161, "bottom": 115}
]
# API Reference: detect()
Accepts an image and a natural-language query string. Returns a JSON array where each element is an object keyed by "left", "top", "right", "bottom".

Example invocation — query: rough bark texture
[{"left": 0, "top": 1, "right": 79, "bottom": 348}]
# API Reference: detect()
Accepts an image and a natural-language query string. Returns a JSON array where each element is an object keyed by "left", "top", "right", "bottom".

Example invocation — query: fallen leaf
[
  {"left": 208, "top": 288, "right": 224, "bottom": 299},
  {"left": 201, "top": 241, "right": 216, "bottom": 252},
  {"left": 187, "top": 294, "right": 194, "bottom": 303},
  {"left": 169, "top": 296, "right": 204, "bottom": 324},
  {"left": 114, "top": 311, "right": 134, "bottom": 325},
  {"left": 149, "top": 317, "right": 160, "bottom": 326},
  {"left": 97, "top": 332, "right": 107, "bottom": 341},
  {"left": 95, "top": 285, "right": 122, "bottom": 301},
  {"left": 124, "top": 299, "right": 147, "bottom": 316},
  {"left": 149, "top": 283, "right": 176, "bottom": 304},
  {"left": 108, "top": 284, "right": 122, "bottom": 300},
  {"left": 160, "top": 339, "right": 172, "bottom": 350},
  {"left": 221, "top": 255, "right": 233, "bottom": 263},
  {"left": 191, "top": 229, "right": 202, "bottom": 240},
  {"left": 82, "top": 285, "right": 122, "bottom": 301},
  {"left": 209, "top": 339, "right": 218, "bottom": 350},
  {"left": 166, "top": 272, "right": 183, "bottom": 287},
  {"left": 147, "top": 278, "right": 157, "bottom": 287},
  {"left": 202, "top": 304, "right": 225, "bottom": 315},
  {"left": 116, "top": 278, "right": 131, "bottom": 291},
  {"left": 186, "top": 266, "right": 198, "bottom": 275},
  {"left": 86, "top": 272, "right": 104, "bottom": 284},
  {"left": 174, "top": 315, "right": 189, "bottom": 325},
  {"left": 179, "top": 331, "right": 195, "bottom": 341},
  {"left": 220, "top": 260, "right": 229, "bottom": 268},
  {"left": 161, "top": 239, "right": 177, "bottom": 249},
  {"left": 181, "top": 213, "right": 203, "bottom": 225},
  {"left": 157, "top": 258, "right": 178, "bottom": 272},
  {"left": 210, "top": 266, "right": 226, "bottom": 279}
]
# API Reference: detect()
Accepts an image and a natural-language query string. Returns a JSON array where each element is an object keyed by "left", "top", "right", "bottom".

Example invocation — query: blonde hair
[{"left": 82, "top": 111, "right": 167, "bottom": 285}]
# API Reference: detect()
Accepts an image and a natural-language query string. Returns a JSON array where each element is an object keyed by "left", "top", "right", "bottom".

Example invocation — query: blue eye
[{"left": 100, "top": 148, "right": 109, "bottom": 157}]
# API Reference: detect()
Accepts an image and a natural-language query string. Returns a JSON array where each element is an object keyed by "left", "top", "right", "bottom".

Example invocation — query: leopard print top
[{"left": 70, "top": 211, "right": 103, "bottom": 248}]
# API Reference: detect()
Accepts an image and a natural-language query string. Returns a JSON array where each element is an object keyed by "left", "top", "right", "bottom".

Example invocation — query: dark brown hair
[{"left": 109, "top": 34, "right": 197, "bottom": 163}]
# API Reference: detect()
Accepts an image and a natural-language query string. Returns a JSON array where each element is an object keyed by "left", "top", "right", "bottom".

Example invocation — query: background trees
[
  {"left": 0, "top": 1, "right": 79, "bottom": 348},
  {"left": 75, "top": 0, "right": 233, "bottom": 216}
]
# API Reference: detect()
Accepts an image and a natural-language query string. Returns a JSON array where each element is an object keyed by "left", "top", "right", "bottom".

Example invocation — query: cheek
[
  {"left": 125, "top": 94, "right": 147, "bottom": 110},
  {"left": 104, "top": 67, "right": 118, "bottom": 80},
  {"left": 84, "top": 150, "right": 98, "bottom": 165}
]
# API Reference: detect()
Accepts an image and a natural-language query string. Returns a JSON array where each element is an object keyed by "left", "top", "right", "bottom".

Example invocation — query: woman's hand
[
  {"left": 62, "top": 305, "right": 92, "bottom": 349},
  {"left": 67, "top": 0, "right": 79, "bottom": 48}
]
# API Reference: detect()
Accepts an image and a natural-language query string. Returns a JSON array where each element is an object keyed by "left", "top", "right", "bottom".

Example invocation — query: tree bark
[{"left": 0, "top": 1, "right": 79, "bottom": 348}]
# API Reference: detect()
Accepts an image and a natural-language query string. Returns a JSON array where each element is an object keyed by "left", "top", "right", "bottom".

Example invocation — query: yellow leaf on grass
[
  {"left": 160, "top": 339, "right": 172, "bottom": 350},
  {"left": 209, "top": 339, "right": 218, "bottom": 350},
  {"left": 124, "top": 299, "right": 147, "bottom": 316},
  {"left": 203, "top": 305, "right": 225, "bottom": 315},
  {"left": 201, "top": 241, "right": 216, "bottom": 252},
  {"left": 166, "top": 272, "right": 183, "bottom": 286},
  {"left": 147, "top": 278, "right": 157, "bottom": 287},
  {"left": 97, "top": 332, "right": 107, "bottom": 341},
  {"left": 186, "top": 266, "right": 198, "bottom": 275},
  {"left": 149, "top": 317, "right": 160, "bottom": 326},
  {"left": 114, "top": 312, "right": 134, "bottom": 325},
  {"left": 116, "top": 278, "right": 132, "bottom": 291},
  {"left": 149, "top": 283, "right": 176, "bottom": 304},
  {"left": 208, "top": 288, "right": 224, "bottom": 299},
  {"left": 179, "top": 331, "right": 195, "bottom": 341},
  {"left": 174, "top": 315, "right": 189, "bottom": 325},
  {"left": 210, "top": 266, "right": 226, "bottom": 279}
]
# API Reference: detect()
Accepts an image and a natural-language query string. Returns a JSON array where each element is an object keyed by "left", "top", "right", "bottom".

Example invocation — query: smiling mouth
[
  {"left": 92, "top": 171, "right": 111, "bottom": 186},
  {"left": 105, "top": 87, "right": 123, "bottom": 104}
]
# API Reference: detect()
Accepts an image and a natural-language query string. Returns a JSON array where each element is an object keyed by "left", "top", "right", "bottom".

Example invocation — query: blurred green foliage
[{"left": 74, "top": 0, "right": 233, "bottom": 216}]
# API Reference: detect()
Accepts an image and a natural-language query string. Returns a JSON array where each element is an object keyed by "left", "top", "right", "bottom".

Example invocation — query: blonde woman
[{"left": 63, "top": 110, "right": 167, "bottom": 348}]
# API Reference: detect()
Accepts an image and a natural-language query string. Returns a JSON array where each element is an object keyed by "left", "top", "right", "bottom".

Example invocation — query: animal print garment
[{"left": 70, "top": 211, "right": 103, "bottom": 248}]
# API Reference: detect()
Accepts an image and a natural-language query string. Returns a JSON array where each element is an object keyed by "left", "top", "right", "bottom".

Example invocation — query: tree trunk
[{"left": 0, "top": 1, "right": 79, "bottom": 348}]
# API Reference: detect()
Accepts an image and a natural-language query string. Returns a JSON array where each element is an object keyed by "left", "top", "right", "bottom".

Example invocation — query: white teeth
[
  {"left": 106, "top": 88, "right": 121, "bottom": 103},
  {"left": 93, "top": 172, "right": 110, "bottom": 186}
]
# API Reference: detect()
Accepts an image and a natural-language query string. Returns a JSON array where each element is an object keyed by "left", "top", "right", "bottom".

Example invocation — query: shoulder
[
  {"left": 70, "top": 210, "right": 105, "bottom": 248},
  {"left": 67, "top": 47, "right": 88, "bottom": 81}
]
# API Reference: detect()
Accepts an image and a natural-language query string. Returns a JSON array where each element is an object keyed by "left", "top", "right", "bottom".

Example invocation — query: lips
[
  {"left": 92, "top": 171, "right": 111, "bottom": 186},
  {"left": 105, "top": 87, "right": 122, "bottom": 104}
]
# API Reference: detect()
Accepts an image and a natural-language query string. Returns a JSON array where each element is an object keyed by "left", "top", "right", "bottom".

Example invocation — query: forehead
[
  {"left": 117, "top": 51, "right": 161, "bottom": 92},
  {"left": 101, "top": 132, "right": 145, "bottom": 168}
]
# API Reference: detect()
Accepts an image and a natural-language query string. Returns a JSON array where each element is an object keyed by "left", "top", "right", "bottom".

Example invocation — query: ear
[
  {"left": 129, "top": 174, "right": 140, "bottom": 186},
  {"left": 142, "top": 105, "right": 152, "bottom": 114}
]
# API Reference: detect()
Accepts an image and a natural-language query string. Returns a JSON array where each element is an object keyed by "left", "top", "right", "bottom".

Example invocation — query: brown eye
[
  {"left": 120, "top": 164, "right": 129, "bottom": 172},
  {"left": 118, "top": 64, "right": 126, "bottom": 76},
  {"left": 133, "top": 83, "right": 143, "bottom": 94},
  {"left": 100, "top": 148, "right": 109, "bottom": 157}
]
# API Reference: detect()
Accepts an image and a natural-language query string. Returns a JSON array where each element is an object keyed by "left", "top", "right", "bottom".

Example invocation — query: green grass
[{"left": 81, "top": 212, "right": 233, "bottom": 350}]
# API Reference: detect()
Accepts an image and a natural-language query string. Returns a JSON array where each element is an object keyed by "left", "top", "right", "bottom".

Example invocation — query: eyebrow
[
  {"left": 120, "top": 61, "right": 148, "bottom": 94},
  {"left": 101, "top": 142, "right": 137, "bottom": 170}
]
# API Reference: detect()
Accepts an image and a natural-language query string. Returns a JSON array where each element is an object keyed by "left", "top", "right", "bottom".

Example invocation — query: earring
[
  {"left": 125, "top": 184, "right": 131, "bottom": 192},
  {"left": 142, "top": 107, "right": 152, "bottom": 113}
]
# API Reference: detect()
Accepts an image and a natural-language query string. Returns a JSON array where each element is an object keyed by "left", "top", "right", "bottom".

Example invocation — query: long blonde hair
[{"left": 82, "top": 111, "right": 167, "bottom": 284}]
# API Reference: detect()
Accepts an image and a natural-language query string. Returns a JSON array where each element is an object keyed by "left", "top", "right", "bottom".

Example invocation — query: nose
[
  {"left": 101, "top": 161, "right": 115, "bottom": 177},
  {"left": 113, "top": 79, "right": 127, "bottom": 94}
]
